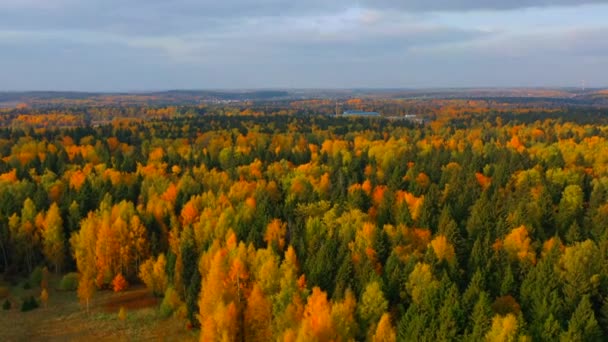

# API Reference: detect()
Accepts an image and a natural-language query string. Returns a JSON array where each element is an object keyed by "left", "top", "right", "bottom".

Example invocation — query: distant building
[
  {"left": 386, "top": 114, "right": 426, "bottom": 124},
  {"left": 342, "top": 110, "right": 381, "bottom": 117}
]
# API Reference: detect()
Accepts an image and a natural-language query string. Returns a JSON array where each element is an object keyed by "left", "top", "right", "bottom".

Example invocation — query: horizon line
[{"left": 0, "top": 86, "right": 606, "bottom": 94}]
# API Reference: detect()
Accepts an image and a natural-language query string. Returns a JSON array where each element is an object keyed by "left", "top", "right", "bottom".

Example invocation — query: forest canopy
[{"left": 1, "top": 101, "right": 608, "bottom": 341}]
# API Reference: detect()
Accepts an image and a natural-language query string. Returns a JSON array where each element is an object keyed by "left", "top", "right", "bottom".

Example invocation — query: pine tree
[
  {"left": 559, "top": 240, "right": 601, "bottom": 310},
  {"left": 499, "top": 263, "right": 515, "bottom": 296},
  {"left": 556, "top": 185, "right": 583, "bottom": 236},
  {"left": 465, "top": 291, "right": 492, "bottom": 341},
  {"left": 600, "top": 296, "right": 608, "bottom": 336},
  {"left": 541, "top": 314, "right": 562, "bottom": 341},
  {"left": 462, "top": 269, "right": 485, "bottom": 315},
  {"left": 382, "top": 250, "right": 405, "bottom": 304},
  {"left": 465, "top": 191, "right": 494, "bottom": 241},
  {"left": 67, "top": 201, "right": 80, "bottom": 234},
  {"left": 561, "top": 295, "right": 601, "bottom": 342},
  {"left": 418, "top": 184, "right": 440, "bottom": 232},
  {"left": 180, "top": 226, "right": 200, "bottom": 326},
  {"left": 437, "top": 284, "right": 463, "bottom": 340},
  {"left": 397, "top": 302, "right": 430, "bottom": 341},
  {"left": 520, "top": 244, "right": 564, "bottom": 340},
  {"left": 565, "top": 221, "right": 583, "bottom": 244}
]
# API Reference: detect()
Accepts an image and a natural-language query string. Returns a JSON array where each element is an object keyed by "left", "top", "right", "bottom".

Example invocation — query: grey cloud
[
  {"left": 0, "top": 0, "right": 607, "bottom": 90},
  {"left": 409, "top": 26, "right": 608, "bottom": 58},
  {"left": 0, "top": 0, "right": 605, "bottom": 35},
  {"left": 0, "top": 6, "right": 492, "bottom": 64},
  {"left": 370, "top": 0, "right": 607, "bottom": 11}
]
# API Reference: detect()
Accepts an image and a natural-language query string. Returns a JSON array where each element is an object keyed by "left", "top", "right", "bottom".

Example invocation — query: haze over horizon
[{"left": 1, "top": 0, "right": 607, "bottom": 91}]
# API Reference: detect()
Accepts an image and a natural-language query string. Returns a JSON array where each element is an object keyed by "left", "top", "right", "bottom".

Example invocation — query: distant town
[{"left": 339, "top": 109, "right": 425, "bottom": 123}]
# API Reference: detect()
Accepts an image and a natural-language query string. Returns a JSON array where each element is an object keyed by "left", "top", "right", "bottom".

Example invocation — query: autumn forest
[{"left": 1, "top": 98, "right": 608, "bottom": 341}]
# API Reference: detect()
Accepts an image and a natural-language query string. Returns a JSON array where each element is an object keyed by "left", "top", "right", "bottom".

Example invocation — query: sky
[{"left": 0, "top": 0, "right": 607, "bottom": 91}]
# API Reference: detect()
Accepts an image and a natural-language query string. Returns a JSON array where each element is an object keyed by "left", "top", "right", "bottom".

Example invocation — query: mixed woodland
[{"left": 1, "top": 100, "right": 608, "bottom": 341}]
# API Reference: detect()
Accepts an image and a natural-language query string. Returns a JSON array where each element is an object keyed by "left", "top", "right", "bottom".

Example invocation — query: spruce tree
[
  {"left": 561, "top": 295, "right": 602, "bottom": 342},
  {"left": 465, "top": 291, "right": 492, "bottom": 341}
]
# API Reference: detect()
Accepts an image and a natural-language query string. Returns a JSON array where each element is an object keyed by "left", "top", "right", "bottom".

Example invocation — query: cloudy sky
[{"left": 1, "top": 0, "right": 607, "bottom": 91}]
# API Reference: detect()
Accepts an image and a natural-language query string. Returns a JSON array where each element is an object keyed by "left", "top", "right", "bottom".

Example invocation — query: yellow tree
[
  {"left": 71, "top": 213, "right": 98, "bottom": 312},
  {"left": 485, "top": 314, "right": 519, "bottom": 342},
  {"left": 558, "top": 240, "right": 601, "bottom": 309},
  {"left": 199, "top": 248, "right": 230, "bottom": 340},
  {"left": 78, "top": 268, "right": 96, "bottom": 313},
  {"left": 406, "top": 262, "right": 439, "bottom": 305},
  {"left": 252, "top": 248, "right": 280, "bottom": 296},
  {"left": 296, "top": 287, "right": 335, "bottom": 341},
  {"left": 70, "top": 213, "right": 97, "bottom": 274},
  {"left": 331, "top": 289, "right": 357, "bottom": 341},
  {"left": 42, "top": 202, "right": 65, "bottom": 273},
  {"left": 358, "top": 281, "right": 388, "bottom": 334},
  {"left": 127, "top": 215, "right": 149, "bottom": 276},
  {"left": 273, "top": 246, "right": 306, "bottom": 338},
  {"left": 8, "top": 213, "right": 26, "bottom": 272},
  {"left": 19, "top": 198, "right": 38, "bottom": 273},
  {"left": 264, "top": 219, "right": 287, "bottom": 251},
  {"left": 40, "top": 288, "right": 49, "bottom": 308},
  {"left": 503, "top": 225, "right": 536, "bottom": 264},
  {"left": 244, "top": 284, "right": 272, "bottom": 342},
  {"left": 139, "top": 254, "right": 168, "bottom": 296},
  {"left": 95, "top": 212, "right": 119, "bottom": 286},
  {"left": 430, "top": 235, "right": 456, "bottom": 264},
  {"left": 373, "top": 313, "right": 396, "bottom": 342},
  {"left": 227, "top": 243, "right": 250, "bottom": 308}
]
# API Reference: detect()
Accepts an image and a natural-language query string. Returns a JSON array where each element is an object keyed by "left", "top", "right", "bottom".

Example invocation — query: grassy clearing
[{"left": 0, "top": 275, "right": 197, "bottom": 341}]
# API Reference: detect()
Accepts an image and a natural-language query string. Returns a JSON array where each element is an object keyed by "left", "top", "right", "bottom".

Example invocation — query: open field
[{"left": 0, "top": 277, "right": 197, "bottom": 342}]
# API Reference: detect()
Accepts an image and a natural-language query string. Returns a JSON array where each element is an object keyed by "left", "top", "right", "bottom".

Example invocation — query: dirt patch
[
  {"left": 102, "top": 287, "right": 159, "bottom": 313},
  {"left": 0, "top": 280, "right": 196, "bottom": 342}
]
